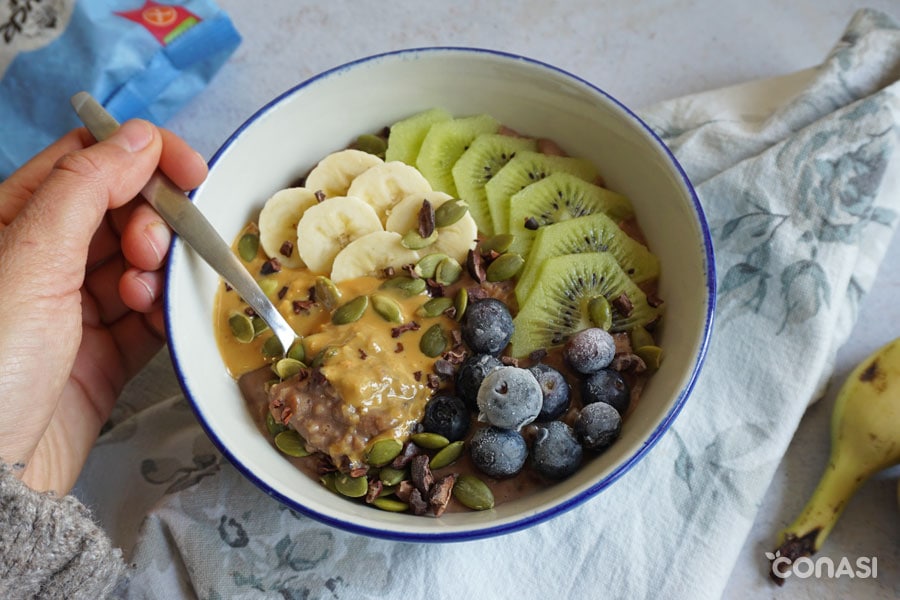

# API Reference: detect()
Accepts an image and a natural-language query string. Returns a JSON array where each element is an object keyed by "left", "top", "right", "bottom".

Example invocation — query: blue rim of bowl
[{"left": 166, "top": 46, "right": 716, "bottom": 543}]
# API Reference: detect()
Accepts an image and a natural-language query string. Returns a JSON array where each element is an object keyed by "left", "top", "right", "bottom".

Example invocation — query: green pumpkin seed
[
  {"left": 419, "top": 323, "right": 448, "bottom": 358},
  {"left": 377, "top": 484, "right": 398, "bottom": 497},
  {"left": 354, "top": 133, "right": 387, "bottom": 157},
  {"left": 332, "top": 295, "right": 369, "bottom": 325},
  {"left": 334, "top": 473, "right": 368, "bottom": 498},
  {"left": 371, "top": 293, "right": 403, "bottom": 323},
  {"left": 588, "top": 296, "right": 613, "bottom": 330},
  {"left": 228, "top": 313, "right": 255, "bottom": 343},
  {"left": 237, "top": 232, "right": 260, "bottom": 262},
  {"left": 401, "top": 229, "right": 438, "bottom": 250},
  {"left": 261, "top": 335, "right": 284, "bottom": 358},
  {"left": 434, "top": 199, "right": 468, "bottom": 228},
  {"left": 378, "top": 466, "right": 407, "bottom": 486},
  {"left": 414, "top": 253, "right": 450, "bottom": 279},
  {"left": 287, "top": 339, "right": 306, "bottom": 362},
  {"left": 452, "top": 474, "right": 495, "bottom": 510},
  {"left": 310, "top": 346, "right": 338, "bottom": 368},
  {"left": 453, "top": 288, "right": 468, "bottom": 322},
  {"left": 417, "top": 296, "right": 454, "bottom": 318},
  {"left": 478, "top": 233, "right": 514, "bottom": 255},
  {"left": 273, "top": 357, "right": 305, "bottom": 379},
  {"left": 372, "top": 497, "right": 409, "bottom": 512},
  {"left": 274, "top": 430, "right": 311, "bottom": 457},
  {"left": 251, "top": 316, "right": 269, "bottom": 336},
  {"left": 259, "top": 278, "right": 280, "bottom": 297},
  {"left": 265, "top": 412, "right": 286, "bottom": 437},
  {"left": 320, "top": 472, "right": 338, "bottom": 493},
  {"left": 380, "top": 276, "right": 427, "bottom": 297},
  {"left": 630, "top": 326, "right": 655, "bottom": 349},
  {"left": 365, "top": 438, "right": 403, "bottom": 467},
  {"left": 314, "top": 276, "right": 341, "bottom": 310},
  {"left": 429, "top": 440, "right": 464, "bottom": 469},
  {"left": 635, "top": 345, "right": 663, "bottom": 371},
  {"left": 410, "top": 432, "right": 450, "bottom": 450},
  {"left": 486, "top": 252, "right": 524, "bottom": 282},
  {"left": 435, "top": 257, "right": 463, "bottom": 286}
]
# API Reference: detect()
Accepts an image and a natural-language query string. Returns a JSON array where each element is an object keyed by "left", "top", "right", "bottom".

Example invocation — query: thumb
[{"left": 0, "top": 119, "right": 163, "bottom": 295}]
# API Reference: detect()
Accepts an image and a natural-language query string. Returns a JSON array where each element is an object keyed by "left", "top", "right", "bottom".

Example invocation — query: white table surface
[{"left": 167, "top": 2, "right": 900, "bottom": 597}]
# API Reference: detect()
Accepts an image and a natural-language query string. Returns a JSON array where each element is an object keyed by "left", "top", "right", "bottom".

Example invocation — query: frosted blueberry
[
  {"left": 469, "top": 426, "right": 528, "bottom": 479},
  {"left": 531, "top": 421, "right": 583, "bottom": 479},
  {"left": 574, "top": 401, "right": 622, "bottom": 450},
  {"left": 461, "top": 298, "right": 514, "bottom": 355},
  {"left": 563, "top": 327, "right": 616, "bottom": 374},
  {"left": 476, "top": 366, "right": 542, "bottom": 430}
]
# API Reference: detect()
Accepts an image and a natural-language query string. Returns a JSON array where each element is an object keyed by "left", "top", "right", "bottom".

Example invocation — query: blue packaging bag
[{"left": 0, "top": 0, "right": 241, "bottom": 179}]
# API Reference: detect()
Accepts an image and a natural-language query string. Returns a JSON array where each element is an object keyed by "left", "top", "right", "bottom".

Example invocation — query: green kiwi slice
[
  {"left": 506, "top": 172, "right": 634, "bottom": 257},
  {"left": 484, "top": 151, "right": 598, "bottom": 235},
  {"left": 516, "top": 212, "right": 660, "bottom": 304},
  {"left": 415, "top": 114, "right": 500, "bottom": 196},
  {"left": 451, "top": 133, "right": 537, "bottom": 235},
  {"left": 508, "top": 252, "right": 661, "bottom": 358},
  {"left": 385, "top": 108, "right": 452, "bottom": 165}
]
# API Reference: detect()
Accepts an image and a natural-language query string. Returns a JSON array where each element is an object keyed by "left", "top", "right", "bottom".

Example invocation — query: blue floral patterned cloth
[{"left": 73, "top": 9, "right": 900, "bottom": 600}]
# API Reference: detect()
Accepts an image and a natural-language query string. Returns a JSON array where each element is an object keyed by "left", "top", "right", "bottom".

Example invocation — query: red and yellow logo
[{"left": 116, "top": 1, "right": 200, "bottom": 45}]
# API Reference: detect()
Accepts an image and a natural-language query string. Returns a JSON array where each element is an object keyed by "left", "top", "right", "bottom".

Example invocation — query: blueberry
[
  {"left": 469, "top": 426, "right": 528, "bottom": 479},
  {"left": 476, "top": 366, "right": 542, "bottom": 430},
  {"left": 563, "top": 328, "right": 616, "bottom": 374},
  {"left": 531, "top": 421, "right": 583, "bottom": 479},
  {"left": 574, "top": 402, "right": 622, "bottom": 450},
  {"left": 422, "top": 394, "right": 470, "bottom": 441},
  {"left": 455, "top": 353, "right": 502, "bottom": 410},
  {"left": 461, "top": 298, "right": 514, "bottom": 355},
  {"left": 581, "top": 368, "right": 630, "bottom": 415},
  {"left": 528, "top": 363, "right": 571, "bottom": 421}
]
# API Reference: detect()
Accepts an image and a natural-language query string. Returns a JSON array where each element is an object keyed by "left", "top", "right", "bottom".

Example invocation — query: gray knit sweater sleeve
[{"left": 0, "top": 463, "right": 125, "bottom": 599}]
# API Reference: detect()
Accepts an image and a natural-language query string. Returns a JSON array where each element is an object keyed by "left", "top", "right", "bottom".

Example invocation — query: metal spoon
[{"left": 70, "top": 91, "right": 298, "bottom": 355}]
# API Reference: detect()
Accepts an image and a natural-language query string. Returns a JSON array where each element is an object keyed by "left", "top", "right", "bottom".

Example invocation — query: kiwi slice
[
  {"left": 508, "top": 252, "right": 661, "bottom": 358},
  {"left": 506, "top": 172, "right": 634, "bottom": 257},
  {"left": 516, "top": 212, "right": 660, "bottom": 304},
  {"left": 484, "top": 151, "right": 598, "bottom": 235},
  {"left": 451, "top": 133, "right": 537, "bottom": 235},
  {"left": 385, "top": 108, "right": 452, "bottom": 165},
  {"left": 416, "top": 114, "right": 500, "bottom": 196}
]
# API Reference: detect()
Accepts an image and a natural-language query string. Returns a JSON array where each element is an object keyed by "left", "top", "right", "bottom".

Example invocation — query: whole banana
[{"left": 770, "top": 337, "right": 900, "bottom": 583}]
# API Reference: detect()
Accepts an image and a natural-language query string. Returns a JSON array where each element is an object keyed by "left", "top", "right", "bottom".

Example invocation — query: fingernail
[
  {"left": 135, "top": 272, "right": 157, "bottom": 304},
  {"left": 144, "top": 220, "right": 171, "bottom": 264},
  {"left": 111, "top": 119, "right": 154, "bottom": 153}
]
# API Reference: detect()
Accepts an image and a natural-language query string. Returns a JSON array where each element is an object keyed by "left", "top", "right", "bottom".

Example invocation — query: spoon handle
[{"left": 70, "top": 92, "right": 297, "bottom": 354}]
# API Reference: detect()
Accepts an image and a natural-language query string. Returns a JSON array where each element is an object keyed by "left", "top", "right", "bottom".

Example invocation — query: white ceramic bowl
[{"left": 166, "top": 47, "right": 715, "bottom": 542}]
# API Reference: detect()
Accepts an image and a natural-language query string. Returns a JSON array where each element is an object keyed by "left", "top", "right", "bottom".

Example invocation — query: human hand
[{"left": 0, "top": 120, "right": 207, "bottom": 494}]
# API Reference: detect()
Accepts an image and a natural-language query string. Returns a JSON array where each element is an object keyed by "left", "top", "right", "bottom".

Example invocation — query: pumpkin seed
[
  {"left": 414, "top": 253, "right": 450, "bottom": 279},
  {"left": 410, "top": 432, "right": 450, "bottom": 450},
  {"left": 588, "top": 296, "right": 613, "bottom": 330},
  {"left": 251, "top": 316, "right": 269, "bottom": 336},
  {"left": 287, "top": 339, "right": 306, "bottom": 363},
  {"left": 417, "top": 296, "right": 453, "bottom": 318},
  {"left": 378, "top": 466, "right": 407, "bottom": 487},
  {"left": 332, "top": 295, "right": 368, "bottom": 325},
  {"left": 314, "top": 276, "right": 341, "bottom": 310},
  {"left": 485, "top": 252, "right": 524, "bottom": 282},
  {"left": 265, "top": 412, "right": 286, "bottom": 437},
  {"left": 380, "top": 276, "right": 427, "bottom": 297},
  {"left": 273, "top": 357, "right": 305, "bottom": 379},
  {"left": 354, "top": 133, "right": 387, "bottom": 157},
  {"left": 310, "top": 346, "right": 338, "bottom": 368},
  {"left": 261, "top": 335, "right": 284, "bottom": 358},
  {"left": 320, "top": 472, "right": 338, "bottom": 493},
  {"left": 429, "top": 440, "right": 464, "bottom": 469},
  {"left": 274, "top": 430, "right": 311, "bottom": 457},
  {"left": 237, "top": 232, "right": 260, "bottom": 262},
  {"left": 419, "top": 323, "right": 448, "bottom": 358},
  {"left": 435, "top": 257, "right": 463, "bottom": 286},
  {"left": 372, "top": 497, "right": 409, "bottom": 512},
  {"left": 478, "top": 233, "right": 514, "bottom": 255},
  {"left": 453, "top": 287, "right": 468, "bottom": 322},
  {"left": 434, "top": 199, "right": 468, "bottom": 228},
  {"left": 401, "top": 229, "right": 438, "bottom": 250},
  {"left": 365, "top": 438, "right": 403, "bottom": 467},
  {"left": 630, "top": 326, "right": 655, "bottom": 349},
  {"left": 259, "top": 278, "right": 280, "bottom": 297},
  {"left": 228, "top": 313, "right": 255, "bottom": 343},
  {"left": 334, "top": 473, "right": 368, "bottom": 498},
  {"left": 371, "top": 293, "right": 403, "bottom": 323},
  {"left": 635, "top": 345, "right": 663, "bottom": 371},
  {"left": 452, "top": 474, "right": 495, "bottom": 510},
  {"left": 378, "top": 484, "right": 398, "bottom": 497}
]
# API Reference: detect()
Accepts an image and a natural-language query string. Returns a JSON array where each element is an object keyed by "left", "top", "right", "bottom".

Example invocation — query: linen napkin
[{"left": 72, "top": 8, "right": 900, "bottom": 599}]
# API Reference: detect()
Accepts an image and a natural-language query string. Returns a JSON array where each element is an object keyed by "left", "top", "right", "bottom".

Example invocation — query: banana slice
[
  {"left": 346, "top": 160, "right": 432, "bottom": 224},
  {"left": 296, "top": 196, "right": 383, "bottom": 274},
  {"left": 305, "top": 149, "right": 384, "bottom": 198},
  {"left": 258, "top": 187, "right": 318, "bottom": 268},
  {"left": 331, "top": 230, "right": 421, "bottom": 282},
  {"left": 386, "top": 191, "right": 478, "bottom": 264}
]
